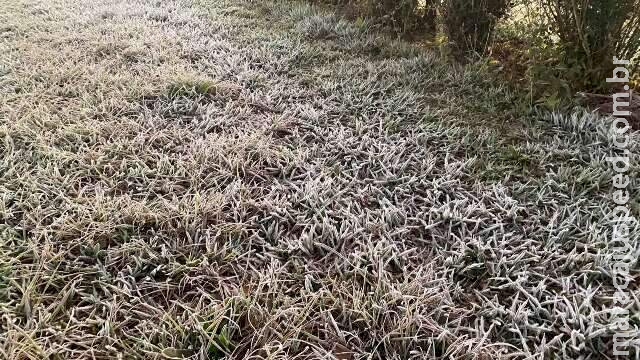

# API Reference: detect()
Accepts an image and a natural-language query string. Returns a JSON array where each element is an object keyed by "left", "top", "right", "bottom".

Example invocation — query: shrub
[
  {"left": 539, "top": 0, "right": 640, "bottom": 90},
  {"left": 443, "top": 0, "right": 513, "bottom": 58}
]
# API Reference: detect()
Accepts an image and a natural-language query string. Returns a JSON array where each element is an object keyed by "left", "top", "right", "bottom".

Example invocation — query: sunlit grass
[{"left": 0, "top": 0, "right": 638, "bottom": 358}]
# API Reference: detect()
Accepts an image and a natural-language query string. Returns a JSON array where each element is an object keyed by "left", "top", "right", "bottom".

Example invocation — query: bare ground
[{"left": 0, "top": 0, "right": 639, "bottom": 359}]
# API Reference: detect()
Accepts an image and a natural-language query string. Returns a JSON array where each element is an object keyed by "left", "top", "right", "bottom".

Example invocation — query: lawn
[{"left": 0, "top": 0, "right": 638, "bottom": 358}]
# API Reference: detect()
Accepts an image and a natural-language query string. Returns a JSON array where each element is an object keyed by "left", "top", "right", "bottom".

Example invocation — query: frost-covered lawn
[{"left": 0, "top": 0, "right": 638, "bottom": 358}]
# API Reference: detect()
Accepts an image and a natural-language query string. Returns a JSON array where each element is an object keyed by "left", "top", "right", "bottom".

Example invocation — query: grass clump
[
  {"left": 167, "top": 78, "right": 221, "bottom": 98},
  {"left": 0, "top": 0, "right": 638, "bottom": 359},
  {"left": 297, "top": 13, "right": 362, "bottom": 40}
]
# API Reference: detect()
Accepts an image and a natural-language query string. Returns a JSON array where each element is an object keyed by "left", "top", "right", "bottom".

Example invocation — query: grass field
[{"left": 0, "top": 0, "right": 639, "bottom": 358}]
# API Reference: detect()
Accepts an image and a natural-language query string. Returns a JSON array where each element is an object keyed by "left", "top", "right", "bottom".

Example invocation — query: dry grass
[{"left": 0, "top": 0, "right": 639, "bottom": 359}]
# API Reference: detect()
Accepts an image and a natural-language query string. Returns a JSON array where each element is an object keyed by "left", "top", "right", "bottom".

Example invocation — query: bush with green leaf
[{"left": 539, "top": 0, "right": 640, "bottom": 91}]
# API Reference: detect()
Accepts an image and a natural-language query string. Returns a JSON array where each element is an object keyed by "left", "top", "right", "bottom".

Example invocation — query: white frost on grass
[{"left": 0, "top": 0, "right": 638, "bottom": 358}]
